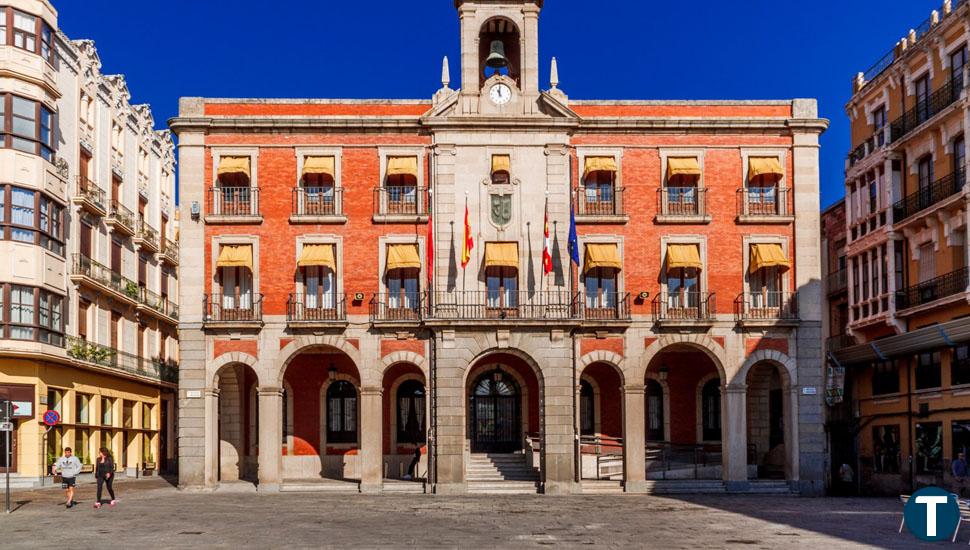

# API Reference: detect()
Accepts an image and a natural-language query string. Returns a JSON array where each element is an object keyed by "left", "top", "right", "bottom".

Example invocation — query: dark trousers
[{"left": 96, "top": 476, "right": 115, "bottom": 502}]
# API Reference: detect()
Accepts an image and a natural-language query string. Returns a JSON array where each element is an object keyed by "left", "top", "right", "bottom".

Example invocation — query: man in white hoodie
[{"left": 53, "top": 447, "right": 83, "bottom": 509}]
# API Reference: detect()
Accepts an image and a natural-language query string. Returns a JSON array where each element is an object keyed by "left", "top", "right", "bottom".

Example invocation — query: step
[
  {"left": 280, "top": 480, "right": 360, "bottom": 493},
  {"left": 466, "top": 482, "right": 539, "bottom": 495},
  {"left": 581, "top": 481, "right": 625, "bottom": 494},
  {"left": 644, "top": 481, "right": 727, "bottom": 494},
  {"left": 382, "top": 480, "right": 426, "bottom": 494}
]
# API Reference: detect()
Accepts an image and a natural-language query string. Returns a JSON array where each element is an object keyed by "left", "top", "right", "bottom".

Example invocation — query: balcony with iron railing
[
  {"left": 580, "top": 292, "right": 632, "bottom": 322},
  {"left": 66, "top": 336, "right": 178, "bottom": 385},
  {"left": 159, "top": 238, "right": 178, "bottom": 265},
  {"left": 651, "top": 292, "right": 716, "bottom": 325},
  {"left": 424, "top": 291, "right": 580, "bottom": 322},
  {"left": 205, "top": 187, "right": 261, "bottom": 222},
  {"left": 204, "top": 293, "right": 264, "bottom": 327},
  {"left": 847, "top": 127, "right": 890, "bottom": 168},
  {"left": 892, "top": 168, "right": 966, "bottom": 225},
  {"left": 574, "top": 186, "right": 626, "bottom": 221},
  {"left": 73, "top": 176, "right": 106, "bottom": 216},
  {"left": 138, "top": 287, "right": 178, "bottom": 323},
  {"left": 133, "top": 216, "right": 159, "bottom": 253},
  {"left": 70, "top": 254, "right": 140, "bottom": 305},
  {"left": 826, "top": 333, "right": 856, "bottom": 353},
  {"left": 895, "top": 266, "right": 970, "bottom": 313},
  {"left": 736, "top": 187, "right": 792, "bottom": 223},
  {"left": 827, "top": 269, "right": 848, "bottom": 296},
  {"left": 287, "top": 293, "right": 348, "bottom": 326},
  {"left": 373, "top": 186, "right": 429, "bottom": 221},
  {"left": 890, "top": 75, "right": 965, "bottom": 143},
  {"left": 291, "top": 186, "right": 345, "bottom": 223},
  {"left": 106, "top": 199, "right": 135, "bottom": 236},
  {"left": 656, "top": 187, "right": 710, "bottom": 224},
  {"left": 734, "top": 291, "right": 798, "bottom": 325},
  {"left": 370, "top": 292, "right": 422, "bottom": 323}
]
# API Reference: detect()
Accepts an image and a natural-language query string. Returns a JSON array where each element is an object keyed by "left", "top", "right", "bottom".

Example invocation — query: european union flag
[{"left": 567, "top": 205, "right": 579, "bottom": 266}]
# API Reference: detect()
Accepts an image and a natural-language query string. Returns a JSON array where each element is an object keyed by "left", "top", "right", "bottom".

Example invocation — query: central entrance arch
[{"left": 470, "top": 369, "right": 522, "bottom": 453}]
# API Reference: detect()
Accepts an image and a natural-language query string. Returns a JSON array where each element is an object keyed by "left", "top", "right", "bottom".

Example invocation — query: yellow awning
[
  {"left": 387, "top": 156, "right": 418, "bottom": 178},
  {"left": 584, "top": 243, "right": 622, "bottom": 274},
  {"left": 302, "top": 156, "right": 335, "bottom": 179},
  {"left": 386, "top": 243, "right": 421, "bottom": 271},
  {"left": 217, "top": 156, "right": 251, "bottom": 179},
  {"left": 484, "top": 242, "right": 519, "bottom": 269},
  {"left": 666, "top": 244, "right": 702, "bottom": 271},
  {"left": 298, "top": 243, "right": 335, "bottom": 269},
  {"left": 492, "top": 154, "right": 510, "bottom": 174},
  {"left": 750, "top": 243, "right": 790, "bottom": 273},
  {"left": 667, "top": 157, "right": 701, "bottom": 178},
  {"left": 748, "top": 157, "right": 784, "bottom": 181},
  {"left": 584, "top": 156, "right": 617, "bottom": 178},
  {"left": 216, "top": 244, "right": 253, "bottom": 270}
]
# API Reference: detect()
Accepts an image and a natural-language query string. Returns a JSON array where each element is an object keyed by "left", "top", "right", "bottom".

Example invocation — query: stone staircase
[
  {"left": 642, "top": 479, "right": 797, "bottom": 495},
  {"left": 279, "top": 478, "right": 361, "bottom": 493},
  {"left": 581, "top": 479, "right": 625, "bottom": 494},
  {"left": 382, "top": 479, "right": 426, "bottom": 494},
  {"left": 747, "top": 480, "right": 796, "bottom": 494},
  {"left": 466, "top": 453, "right": 539, "bottom": 494}
]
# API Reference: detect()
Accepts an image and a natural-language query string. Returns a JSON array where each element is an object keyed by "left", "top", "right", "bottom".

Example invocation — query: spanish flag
[{"left": 461, "top": 203, "right": 473, "bottom": 269}]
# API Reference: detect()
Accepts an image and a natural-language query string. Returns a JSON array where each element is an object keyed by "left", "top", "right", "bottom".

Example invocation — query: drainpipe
[{"left": 428, "top": 326, "right": 436, "bottom": 493}]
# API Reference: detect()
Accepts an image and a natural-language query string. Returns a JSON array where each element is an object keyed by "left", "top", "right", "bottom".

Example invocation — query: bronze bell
[{"left": 485, "top": 40, "right": 509, "bottom": 69}]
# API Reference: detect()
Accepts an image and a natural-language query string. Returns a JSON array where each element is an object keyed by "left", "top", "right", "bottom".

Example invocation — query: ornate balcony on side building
[
  {"left": 133, "top": 216, "right": 160, "bottom": 253},
  {"left": 70, "top": 254, "right": 139, "bottom": 306},
  {"left": 106, "top": 199, "right": 136, "bottom": 236},
  {"left": 73, "top": 176, "right": 107, "bottom": 217},
  {"left": 66, "top": 336, "right": 178, "bottom": 385},
  {"left": 894, "top": 266, "right": 970, "bottom": 315}
]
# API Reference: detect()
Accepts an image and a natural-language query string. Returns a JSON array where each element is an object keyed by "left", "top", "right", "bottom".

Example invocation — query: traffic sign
[
  {"left": 42, "top": 410, "right": 60, "bottom": 427},
  {"left": 0, "top": 422, "right": 11, "bottom": 432}
]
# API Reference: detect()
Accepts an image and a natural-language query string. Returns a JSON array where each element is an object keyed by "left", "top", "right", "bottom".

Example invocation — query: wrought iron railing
[
  {"left": 892, "top": 168, "right": 966, "bottom": 223},
  {"left": 895, "top": 266, "right": 970, "bottom": 311},
  {"left": 737, "top": 187, "right": 789, "bottom": 217},
  {"left": 139, "top": 287, "right": 179, "bottom": 320},
  {"left": 161, "top": 238, "right": 178, "bottom": 264},
  {"left": 890, "top": 76, "right": 965, "bottom": 142},
  {"left": 71, "top": 254, "right": 140, "bottom": 301},
  {"left": 580, "top": 292, "right": 631, "bottom": 321},
  {"left": 374, "top": 186, "right": 428, "bottom": 216},
  {"left": 108, "top": 199, "right": 135, "bottom": 232},
  {"left": 645, "top": 443, "right": 745, "bottom": 481},
  {"left": 651, "top": 292, "right": 716, "bottom": 322},
  {"left": 204, "top": 293, "right": 263, "bottom": 323},
  {"left": 579, "top": 435, "right": 624, "bottom": 480},
  {"left": 826, "top": 334, "right": 855, "bottom": 353},
  {"left": 657, "top": 187, "right": 707, "bottom": 218},
  {"left": 734, "top": 291, "right": 798, "bottom": 321},
  {"left": 827, "top": 269, "right": 848, "bottom": 295},
  {"left": 207, "top": 187, "right": 260, "bottom": 217},
  {"left": 425, "top": 291, "right": 580, "bottom": 320},
  {"left": 292, "top": 186, "right": 342, "bottom": 217},
  {"left": 369, "top": 292, "right": 422, "bottom": 322},
  {"left": 75, "top": 176, "right": 106, "bottom": 212},
  {"left": 286, "top": 293, "right": 347, "bottom": 323},
  {"left": 135, "top": 216, "right": 159, "bottom": 249},
  {"left": 575, "top": 185, "right": 625, "bottom": 216},
  {"left": 66, "top": 336, "right": 178, "bottom": 384},
  {"left": 847, "top": 128, "right": 889, "bottom": 167}
]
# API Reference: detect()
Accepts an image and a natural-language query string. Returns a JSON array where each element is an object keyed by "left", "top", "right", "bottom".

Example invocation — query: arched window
[
  {"left": 326, "top": 381, "right": 357, "bottom": 444},
  {"left": 646, "top": 379, "right": 664, "bottom": 442},
  {"left": 701, "top": 379, "right": 722, "bottom": 441},
  {"left": 579, "top": 380, "right": 594, "bottom": 436},
  {"left": 396, "top": 380, "right": 426, "bottom": 445}
]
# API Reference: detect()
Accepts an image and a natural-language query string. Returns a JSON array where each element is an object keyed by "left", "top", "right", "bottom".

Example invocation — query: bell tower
[{"left": 454, "top": 0, "right": 543, "bottom": 116}]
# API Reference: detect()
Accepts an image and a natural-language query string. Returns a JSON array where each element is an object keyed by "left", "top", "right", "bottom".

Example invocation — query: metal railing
[
  {"left": 66, "top": 336, "right": 178, "bottom": 384},
  {"left": 652, "top": 292, "right": 716, "bottom": 322},
  {"left": 139, "top": 287, "right": 179, "bottom": 320},
  {"left": 657, "top": 187, "right": 707, "bottom": 218},
  {"left": 892, "top": 168, "right": 966, "bottom": 223},
  {"left": 204, "top": 293, "right": 264, "bottom": 323},
  {"left": 207, "top": 187, "right": 260, "bottom": 217},
  {"left": 425, "top": 291, "right": 580, "bottom": 321},
  {"left": 71, "top": 254, "right": 140, "bottom": 302},
  {"left": 108, "top": 200, "right": 135, "bottom": 232},
  {"left": 645, "top": 443, "right": 730, "bottom": 480},
  {"left": 737, "top": 187, "right": 789, "bottom": 217},
  {"left": 579, "top": 435, "right": 624, "bottom": 480},
  {"left": 292, "top": 186, "right": 342, "bottom": 217},
  {"left": 827, "top": 269, "right": 848, "bottom": 295},
  {"left": 370, "top": 292, "right": 422, "bottom": 322},
  {"left": 895, "top": 266, "right": 970, "bottom": 311},
  {"left": 734, "top": 291, "right": 798, "bottom": 321},
  {"left": 580, "top": 292, "right": 631, "bottom": 321},
  {"left": 286, "top": 293, "right": 347, "bottom": 323},
  {"left": 847, "top": 128, "right": 889, "bottom": 167},
  {"left": 135, "top": 216, "right": 159, "bottom": 249},
  {"left": 826, "top": 333, "right": 855, "bottom": 353},
  {"left": 575, "top": 185, "right": 625, "bottom": 216},
  {"left": 161, "top": 238, "right": 178, "bottom": 264},
  {"left": 890, "top": 75, "right": 965, "bottom": 142},
  {"left": 75, "top": 176, "right": 106, "bottom": 212},
  {"left": 374, "top": 186, "right": 428, "bottom": 216}
]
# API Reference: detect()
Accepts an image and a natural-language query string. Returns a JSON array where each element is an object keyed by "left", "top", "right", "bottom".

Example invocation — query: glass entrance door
[{"left": 470, "top": 370, "right": 521, "bottom": 453}]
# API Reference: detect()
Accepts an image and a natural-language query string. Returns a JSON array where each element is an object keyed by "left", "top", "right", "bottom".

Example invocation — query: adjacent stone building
[
  {"left": 173, "top": 0, "right": 827, "bottom": 495},
  {"left": 0, "top": 0, "right": 179, "bottom": 487}
]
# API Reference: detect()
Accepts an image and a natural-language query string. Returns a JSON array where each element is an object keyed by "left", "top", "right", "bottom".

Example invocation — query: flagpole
[{"left": 461, "top": 192, "right": 468, "bottom": 295}]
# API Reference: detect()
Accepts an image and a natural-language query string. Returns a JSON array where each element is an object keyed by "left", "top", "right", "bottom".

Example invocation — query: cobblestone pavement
[{"left": 0, "top": 479, "right": 944, "bottom": 548}]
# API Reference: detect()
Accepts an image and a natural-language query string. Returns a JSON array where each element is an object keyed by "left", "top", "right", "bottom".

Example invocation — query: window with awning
[
  {"left": 386, "top": 156, "right": 418, "bottom": 178},
  {"left": 491, "top": 154, "right": 510, "bottom": 174},
  {"left": 749, "top": 243, "right": 790, "bottom": 273},
  {"left": 302, "top": 156, "right": 335, "bottom": 180},
  {"left": 747, "top": 157, "right": 784, "bottom": 182},
  {"left": 217, "top": 156, "right": 251, "bottom": 181},
  {"left": 666, "top": 243, "right": 702, "bottom": 271},
  {"left": 583, "top": 243, "right": 622, "bottom": 274},
  {"left": 583, "top": 156, "right": 617, "bottom": 179},
  {"left": 484, "top": 242, "right": 519, "bottom": 269},
  {"left": 667, "top": 157, "right": 701, "bottom": 178},
  {"left": 216, "top": 244, "right": 253, "bottom": 269},
  {"left": 298, "top": 243, "right": 335, "bottom": 269},
  {"left": 386, "top": 243, "right": 421, "bottom": 272}
]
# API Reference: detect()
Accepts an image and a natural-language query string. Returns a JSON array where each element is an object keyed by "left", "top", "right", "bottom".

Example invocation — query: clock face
[{"left": 489, "top": 83, "right": 512, "bottom": 105}]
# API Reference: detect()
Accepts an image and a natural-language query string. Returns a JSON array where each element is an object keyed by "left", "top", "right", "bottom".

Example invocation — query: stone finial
[
  {"left": 900, "top": 37, "right": 908, "bottom": 52},
  {"left": 909, "top": 29, "right": 917, "bottom": 45},
  {"left": 945, "top": 0, "right": 953, "bottom": 15},
  {"left": 854, "top": 72, "right": 865, "bottom": 93},
  {"left": 550, "top": 57, "right": 559, "bottom": 89},
  {"left": 441, "top": 56, "right": 451, "bottom": 88},
  {"left": 932, "top": 10, "right": 940, "bottom": 25}
]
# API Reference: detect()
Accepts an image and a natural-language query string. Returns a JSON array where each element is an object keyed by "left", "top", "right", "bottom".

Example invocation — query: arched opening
[
  {"left": 746, "top": 361, "right": 791, "bottom": 480},
  {"left": 214, "top": 363, "right": 259, "bottom": 483},
  {"left": 465, "top": 352, "right": 541, "bottom": 454},
  {"left": 280, "top": 347, "right": 361, "bottom": 482},
  {"left": 478, "top": 17, "right": 521, "bottom": 88},
  {"left": 382, "top": 362, "right": 427, "bottom": 480},
  {"left": 579, "top": 362, "right": 623, "bottom": 481},
  {"left": 645, "top": 345, "right": 724, "bottom": 480}
]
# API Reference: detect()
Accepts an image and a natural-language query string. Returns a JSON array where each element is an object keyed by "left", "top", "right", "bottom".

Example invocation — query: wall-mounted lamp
[
  {"left": 659, "top": 367, "right": 669, "bottom": 382},
  {"left": 328, "top": 362, "right": 338, "bottom": 381}
]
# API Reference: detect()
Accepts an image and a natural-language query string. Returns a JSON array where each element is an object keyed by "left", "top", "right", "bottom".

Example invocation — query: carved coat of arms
[{"left": 490, "top": 194, "right": 512, "bottom": 227}]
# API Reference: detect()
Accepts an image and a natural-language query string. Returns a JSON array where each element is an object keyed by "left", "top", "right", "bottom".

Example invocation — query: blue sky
[{"left": 57, "top": 0, "right": 943, "bottom": 209}]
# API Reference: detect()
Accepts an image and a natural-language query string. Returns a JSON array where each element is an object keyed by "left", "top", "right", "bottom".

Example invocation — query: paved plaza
[{"left": 0, "top": 479, "right": 944, "bottom": 548}]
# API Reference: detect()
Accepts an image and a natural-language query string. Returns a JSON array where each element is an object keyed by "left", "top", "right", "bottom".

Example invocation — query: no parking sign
[{"left": 42, "top": 410, "right": 60, "bottom": 427}]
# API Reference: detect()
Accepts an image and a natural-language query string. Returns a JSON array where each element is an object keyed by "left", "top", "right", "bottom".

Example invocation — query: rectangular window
[
  {"left": 101, "top": 397, "right": 113, "bottom": 427},
  {"left": 873, "top": 105, "right": 887, "bottom": 146},
  {"left": 918, "top": 155, "right": 934, "bottom": 195},
  {"left": 142, "top": 403, "right": 152, "bottom": 430},
  {"left": 881, "top": 244, "right": 889, "bottom": 295},
  {"left": 386, "top": 268, "right": 419, "bottom": 312},
  {"left": 952, "top": 45, "right": 968, "bottom": 88},
  {"left": 895, "top": 240, "right": 907, "bottom": 291},
  {"left": 868, "top": 171, "right": 877, "bottom": 214},
  {"left": 12, "top": 11, "right": 36, "bottom": 53},
  {"left": 916, "top": 422, "right": 943, "bottom": 474},
  {"left": 956, "top": 135, "right": 967, "bottom": 176},
  {"left": 852, "top": 257, "right": 860, "bottom": 305},
  {"left": 75, "top": 394, "right": 90, "bottom": 425},
  {"left": 916, "top": 74, "right": 930, "bottom": 123},
  {"left": 954, "top": 345, "right": 970, "bottom": 386},
  {"left": 916, "top": 350, "right": 943, "bottom": 390},
  {"left": 861, "top": 254, "right": 870, "bottom": 301},
  {"left": 872, "top": 425, "right": 900, "bottom": 474},
  {"left": 123, "top": 401, "right": 133, "bottom": 429},
  {"left": 220, "top": 266, "right": 254, "bottom": 311},
  {"left": 10, "top": 187, "right": 34, "bottom": 243},
  {"left": 954, "top": 419, "right": 970, "bottom": 463},
  {"left": 870, "top": 252, "right": 879, "bottom": 299},
  {"left": 918, "top": 243, "right": 936, "bottom": 283},
  {"left": 9, "top": 285, "right": 34, "bottom": 340},
  {"left": 486, "top": 266, "right": 518, "bottom": 311},
  {"left": 872, "top": 360, "right": 900, "bottom": 395},
  {"left": 584, "top": 267, "right": 618, "bottom": 310},
  {"left": 40, "top": 22, "right": 51, "bottom": 63}
]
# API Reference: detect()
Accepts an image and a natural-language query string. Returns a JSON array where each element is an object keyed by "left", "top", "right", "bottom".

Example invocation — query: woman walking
[{"left": 94, "top": 447, "right": 117, "bottom": 509}]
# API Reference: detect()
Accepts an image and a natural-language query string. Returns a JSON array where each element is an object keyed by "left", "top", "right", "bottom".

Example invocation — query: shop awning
[
  {"left": 217, "top": 156, "right": 251, "bottom": 179},
  {"left": 750, "top": 243, "right": 791, "bottom": 273},
  {"left": 833, "top": 316, "right": 970, "bottom": 367},
  {"left": 387, "top": 156, "right": 418, "bottom": 178},
  {"left": 216, "top": 244, "right": 253, "bottom": 270},
  {"left": 484, "top": 242, "right": 519, "bottom": 269},
  {"left": 584, "top": 156, "right": 617, "bottom": 178},
  {"left": 302, "top": 156, "right": 335, "bottom": 179},
  {"left": 666, "top": 243, "right": 702, "bottom": 271},
  {"left": 386, "top": 243, "right": 421, "bottom": 271},
  {"left": 298, "top": 243, "right": 335, "bottom": 269},
  {"left": 667, "top": 157, "right": 701, "bottom": 178},
  {"left": 492, "top": 154, "right": 510, "bottom": 174},
  {"left": 748, "top": 156, "right": 784, "bottom": 181},
  {"left": 584, "top": 243, "right": 622, "bottom": 273}
]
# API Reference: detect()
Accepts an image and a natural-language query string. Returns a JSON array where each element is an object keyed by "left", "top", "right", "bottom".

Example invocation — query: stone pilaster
[
  {"left": 257, "top": 387, "right": 283, "bottom": 492},
  {"left": 622, "top": 385, "right": 647, "bottom": 493},
  {"left": 359, "top": 386, "right": 384, "bottom": 494},
  {"left": 723, "top": 384, "right": 748, "bottom": 492}
]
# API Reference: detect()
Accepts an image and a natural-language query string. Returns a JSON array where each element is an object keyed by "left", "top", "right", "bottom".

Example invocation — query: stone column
[
  {"left": 203, "top": 388, "right": 219, "bottom": 489},
  {"left": 622, "top": 385, "right": 647, "bottom": 493},
  {"left": 542, "top": 343, "right": 577, "bottom": 495},
  {"left": 359, "top": 386, "right": 384, "bottom": 494},
  {"left": 724, "top": 384, "right": 749, "bottom": 491},
  {"left": 257, "top": 387, "right": 282, "bottom": 493}
]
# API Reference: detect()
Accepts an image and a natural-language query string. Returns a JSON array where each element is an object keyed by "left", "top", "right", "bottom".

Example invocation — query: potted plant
[{"left": 125, "top": 282, "right": 139, "bottom": 299}]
